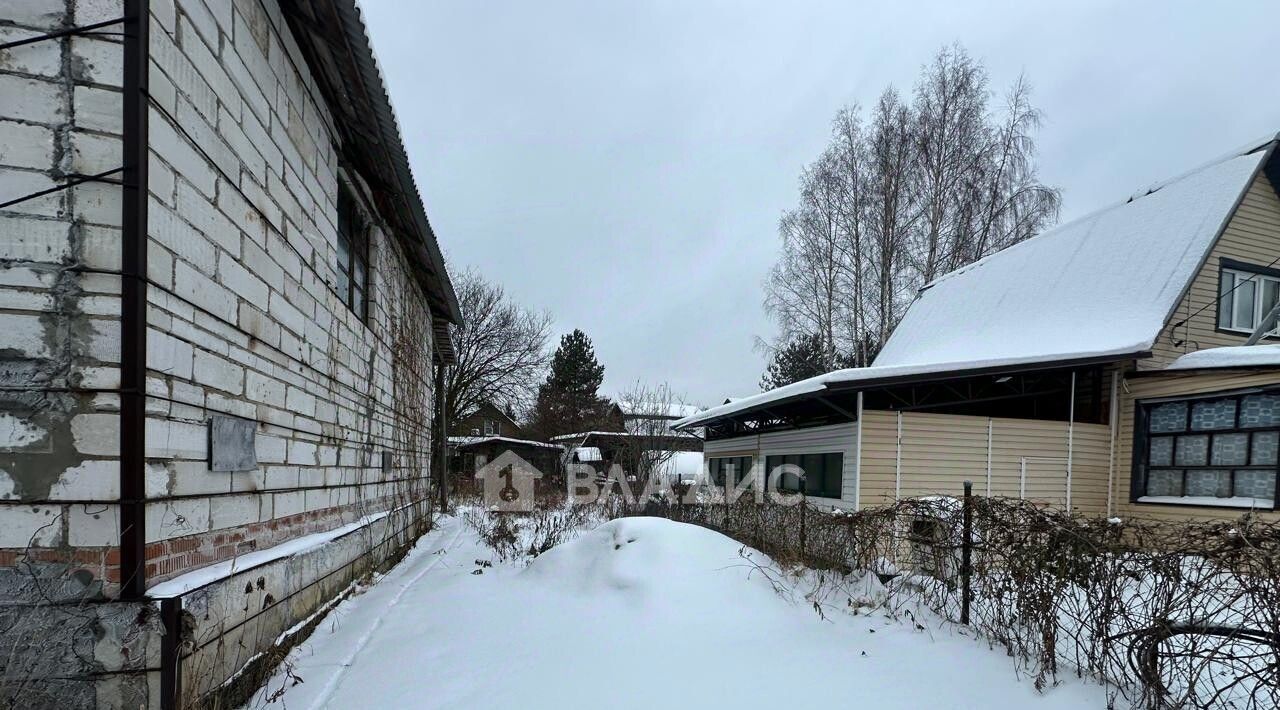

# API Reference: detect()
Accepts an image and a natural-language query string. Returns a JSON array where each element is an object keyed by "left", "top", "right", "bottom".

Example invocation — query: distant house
[
  {"left": 448, "top": 402, "right": 561, "bottom": 479},
  {"left": 677, "top": 136, "right": 1280, "bottom": 522},
  {"left": 454, "top": 401, "right": 522, "bottom": 438}
]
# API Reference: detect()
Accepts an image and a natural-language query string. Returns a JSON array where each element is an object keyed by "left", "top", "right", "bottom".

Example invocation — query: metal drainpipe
[
  {"left": 119, "top": 0, "right": 149, "bottom": 601},
  {"left": 1066, "top": 372, "right": 1075, "bottom": 511},
  {"left": 1106, "top": 370, "right": 1121, "bottom": 518},
  {"left": 435, "top": 353, "right": 448, "bottom": 512},
  {"left": 854, "top": 391, "right": 863, "bottom": 510}
]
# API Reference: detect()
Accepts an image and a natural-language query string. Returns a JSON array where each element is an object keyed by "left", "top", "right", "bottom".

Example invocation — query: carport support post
[{"left": 960, "top": 480, "right": 973, "bottom": 625}]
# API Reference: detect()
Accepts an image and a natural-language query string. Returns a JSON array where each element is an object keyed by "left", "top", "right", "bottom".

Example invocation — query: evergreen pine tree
[
  {"left": 530, "top": 329, "right": 611, "bottom": 436},
  {"left": 759, "top": 333, "right": 830, "bottom": 391}
]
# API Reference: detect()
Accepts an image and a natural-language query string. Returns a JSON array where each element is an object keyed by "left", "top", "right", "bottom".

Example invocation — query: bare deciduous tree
[
  {"left": 613, "top": 380, "right": 693, "bottom": 485},
  {"left": 762, "top": 44, "right": 1059, "bottom": 376},
  {"left": 446, "top": 268, "right": 552, "bottom": 426}
]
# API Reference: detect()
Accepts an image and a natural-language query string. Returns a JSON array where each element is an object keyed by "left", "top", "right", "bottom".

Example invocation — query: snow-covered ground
[{"left": 246, "top": 513, "right": 1110, "bottom": 709}]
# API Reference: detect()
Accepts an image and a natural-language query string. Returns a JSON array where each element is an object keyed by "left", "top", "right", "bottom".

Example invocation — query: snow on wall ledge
[{"left": 1164, "top": 344, "right": 1280, "bottom": 371}]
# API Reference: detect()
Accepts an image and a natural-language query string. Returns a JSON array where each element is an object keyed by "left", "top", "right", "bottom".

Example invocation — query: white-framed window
[
  {"left": 483, "top": 419, "right": 497, "bottom": 436},
  {"left": 1217, "top": 265, "right": 1280, "bottom": 335}
]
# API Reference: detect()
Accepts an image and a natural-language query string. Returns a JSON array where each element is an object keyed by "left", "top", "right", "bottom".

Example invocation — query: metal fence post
[
  {"left": 960, "top": 480, "right": 973, "bottom": 625},
  {"left": 799, "top": 493, "right": 807, "bottom": 563}
]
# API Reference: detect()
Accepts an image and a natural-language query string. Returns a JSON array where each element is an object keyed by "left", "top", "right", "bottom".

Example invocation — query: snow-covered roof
[
  {"left": 618, "top": 402, "right": 704, "bottom": 419},
  {"left": 448, "top": 435, "right": 562, "bottom": 450},
  {"left": 673, "top": 353, "right": 1108, "bottom": 428},
  {"left": 550, "top": 429, "right": 699, "bottom": 442},
  {"left": 1165, "top": 344, "right": 1280, "bottom": 371},
  {"left": 676, "top": 139, "right": 1276, "bottom": 431},
  {"left": 875, "top": 145, "right": 1269, "bottom": 369}
]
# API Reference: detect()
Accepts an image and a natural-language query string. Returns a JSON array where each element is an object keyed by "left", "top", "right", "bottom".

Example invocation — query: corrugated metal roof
[{"left": 278, "top": 0, "right": 462, "bottom": 339}]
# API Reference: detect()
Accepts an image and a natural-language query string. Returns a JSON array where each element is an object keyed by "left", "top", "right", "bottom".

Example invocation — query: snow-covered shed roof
[
  {"left": 1165, "top": 344, "right": 1280, "bottom": 372},
  {"left": 550, "top": 429, "right": 700, "bottom": 442},
  {"left": 674, "top": 353, "right": 1109, "bottom": 429},
  {"left": 617, "top": 402, "right": 704, "bottom": 419},
  {"left": 875, "top": 144, "right": 1270, "bottom": 369},
  {"left": 448, "top": 436, "right": 563, "bottom": 450}
]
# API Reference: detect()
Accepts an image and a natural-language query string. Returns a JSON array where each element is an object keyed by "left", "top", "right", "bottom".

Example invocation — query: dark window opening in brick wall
[{"left": 337, "top": 184, "right": 371, "bottom": 321}]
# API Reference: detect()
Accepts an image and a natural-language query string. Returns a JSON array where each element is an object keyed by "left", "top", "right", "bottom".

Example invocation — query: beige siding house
[{"left": 677, "top": 136, "right": 1280, "bottom": 523}]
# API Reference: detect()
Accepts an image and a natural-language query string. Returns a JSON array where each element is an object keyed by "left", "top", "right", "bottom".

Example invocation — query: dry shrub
[{"left": 605, "top": 493, "right": 1279, "bottom": 709}]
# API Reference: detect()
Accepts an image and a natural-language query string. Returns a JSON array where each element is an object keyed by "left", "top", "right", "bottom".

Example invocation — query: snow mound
[{"left": 523, "top": 517, "right": 778, "bottom": 604}]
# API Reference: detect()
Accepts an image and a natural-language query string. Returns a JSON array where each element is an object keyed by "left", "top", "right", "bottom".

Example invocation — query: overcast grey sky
[{"left": 361, "top": 0, "right": 1280, "bottom": 406}]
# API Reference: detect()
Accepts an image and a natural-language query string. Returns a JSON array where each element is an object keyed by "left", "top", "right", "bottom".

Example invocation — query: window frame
[
  {"left": 1216, "top": 259, "right": 1280, "bottom": 338},
  {"left": 707, "top": 455, "right": 753, "bottom": 488},
  {"left": 1131, "top": 387, "right": 1280, "bottom": 510},
  {"left": 336, "top": 182, "right": 371, "bottom": 322},
  {"left": 765, "top": 451, "right": 844, "bottom": 500}
]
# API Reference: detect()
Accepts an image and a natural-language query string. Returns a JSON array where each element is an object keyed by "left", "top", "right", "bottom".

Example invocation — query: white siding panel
[{"left": 702, "top": 422, "right": 859, "bottom": 508}]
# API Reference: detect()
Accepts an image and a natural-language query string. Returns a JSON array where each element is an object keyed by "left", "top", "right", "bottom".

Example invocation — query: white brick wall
[{"left": 2, "top": 17, "right": 441, "bottom": 686}]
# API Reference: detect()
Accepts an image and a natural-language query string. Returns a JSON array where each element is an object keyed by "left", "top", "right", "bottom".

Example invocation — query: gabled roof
[
  {"left": 875, "top": 140, "right": 1273, "bottom": 369},
  {"left": 677, "top": 136, "right": 1278, "bottom": 431}
]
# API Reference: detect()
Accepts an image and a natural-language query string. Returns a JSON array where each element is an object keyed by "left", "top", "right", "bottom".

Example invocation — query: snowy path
[{"left": 248, "top": 515, "right": 1110, "bottom": 709}]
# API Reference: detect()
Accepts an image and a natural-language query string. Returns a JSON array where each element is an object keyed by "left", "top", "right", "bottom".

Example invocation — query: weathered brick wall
[
  {"left": 1, "top": 0, "right": 440, "bottom": 705},
  {"left": 139, "top": 0, "right": 436, "bottom": 586}
]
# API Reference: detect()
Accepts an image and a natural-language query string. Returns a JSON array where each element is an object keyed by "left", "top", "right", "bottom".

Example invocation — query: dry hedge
[{"left": 618, "top": 493, "right": 1279, "bottom": 709}]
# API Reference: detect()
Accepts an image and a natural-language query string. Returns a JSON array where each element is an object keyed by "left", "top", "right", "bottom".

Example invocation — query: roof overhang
[
  {"left": 278, "top": 0, "right": 462, "bottom": 326},
  {"left": 675, "top": 351, "right": 1147, "bottom": 430},
  {"left": 432, "top": 317, "right": 457, "bottom": 365}
]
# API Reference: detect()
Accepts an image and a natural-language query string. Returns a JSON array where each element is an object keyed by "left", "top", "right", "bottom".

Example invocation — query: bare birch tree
[{"left": 762, "top": 44, "right": 1058, "bottom": 377}]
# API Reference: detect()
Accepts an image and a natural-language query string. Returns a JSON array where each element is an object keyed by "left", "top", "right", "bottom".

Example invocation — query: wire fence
[
  {"left": 458, "top": 482, "right": 1279, "bottom": 709},
  {"left": 621, "top": 491, "right": 1279, "bottom": 709}
]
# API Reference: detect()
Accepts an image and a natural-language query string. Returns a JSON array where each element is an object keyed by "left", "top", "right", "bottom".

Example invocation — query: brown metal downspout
[
  {"left": 435, "top": 350, "right": 448, "bottom": 512},
  {"left": 119, "top": 0, "right": 149, "bottom": 602},
  {"left": 121, "top": 1, "right": 175, "bottom": 706}
]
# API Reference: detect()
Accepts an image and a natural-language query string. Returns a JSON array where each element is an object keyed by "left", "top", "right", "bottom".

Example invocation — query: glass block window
[
  {"left": 1211, "top": 433, "right": 1248, "bottom": 466},
  {"left": 1149, "top": 437, "right": 1174, "bottom": 466},
  {"left": 1185, "top": 470, "right": 1231, "bottom": 497},
  {"left": 1235, "top": 470, "right": 1276, "bottom": 498},
  {"left": 1136, "top": 389, "right": 1280, "bottom": 508},
  {"left": 1148, "top": 401, "right": 1188, "bottom": 433},
  {"left": 1191, "top": 399, "right": 1236, "bottom": 431},
  {"left": 1240, "top": 394, "right": 1280, "bottom": 428},
  {"left": 1146, "top": 469, "right": 1183, "bottom": 497},
  {"left": 1174, "top": 435, "right": 1208, "bottom": 466}
]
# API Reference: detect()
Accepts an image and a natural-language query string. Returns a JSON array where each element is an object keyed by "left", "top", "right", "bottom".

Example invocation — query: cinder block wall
[{"left": 1, "top": 0, "right": 439, "bottom": 706}]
